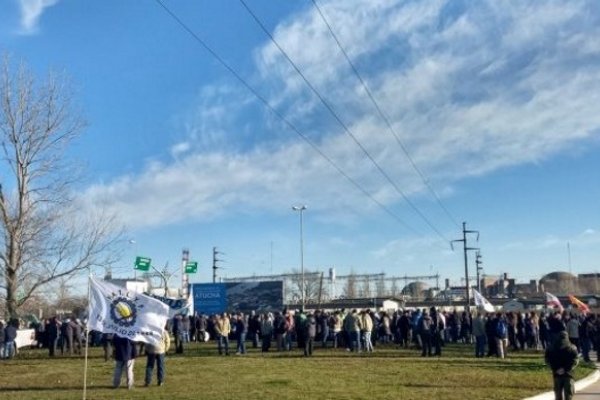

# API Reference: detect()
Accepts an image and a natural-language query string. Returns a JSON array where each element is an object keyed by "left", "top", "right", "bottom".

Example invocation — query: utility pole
[
  {"left": 212, "top": 246, "right": 224, "bottom": 283},
  {"left": 475, "top": 251, "right": 483, "bottom": 292},
  {"left": 181, "top": 248, "right": 189, "bottom": 298},
  {"left": 451, "top": 222, "right": 480, "bottom": 312}
]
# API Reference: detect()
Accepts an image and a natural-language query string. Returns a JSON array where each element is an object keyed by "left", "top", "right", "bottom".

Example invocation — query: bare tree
[
  {"left": 343, "top": 273, "right": 357, "bottom": 298},
  {"left": 287, "top": 269, "right": 321, "bottom": 304},
  {"left": 360, "top": 277, "right": 371, "bottom": 298},
  {"left": 0, "top": 56, "right": 122, "bottom": 318}
]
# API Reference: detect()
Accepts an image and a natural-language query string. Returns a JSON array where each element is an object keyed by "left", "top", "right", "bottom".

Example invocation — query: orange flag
[{"left": 568, "top": 294, "right": 590, "bottom": 313}]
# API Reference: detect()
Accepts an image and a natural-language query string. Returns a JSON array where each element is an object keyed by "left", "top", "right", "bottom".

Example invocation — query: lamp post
[{"left": 292, "top": 205, "right": 307, "bottom": 309}]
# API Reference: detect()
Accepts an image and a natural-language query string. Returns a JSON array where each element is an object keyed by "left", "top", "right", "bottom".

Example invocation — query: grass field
[{"left": 0, "top": 341, "right": 595, "bottom": 400}]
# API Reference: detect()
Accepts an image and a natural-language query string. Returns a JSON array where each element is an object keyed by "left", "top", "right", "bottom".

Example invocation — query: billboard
[
  {"left": 191, "top": 281, "right": 283, "bottom": 315},
  {"left": 192, "top": 283, "right": 227, "bottom": 315},
  {"left": 225, "top": 281, "right": 283, "bottom": 313}
]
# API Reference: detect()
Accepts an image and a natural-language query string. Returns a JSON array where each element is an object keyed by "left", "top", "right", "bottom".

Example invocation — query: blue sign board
[{"left": 191, "top": 283, "right": 227, "bottom": 315}]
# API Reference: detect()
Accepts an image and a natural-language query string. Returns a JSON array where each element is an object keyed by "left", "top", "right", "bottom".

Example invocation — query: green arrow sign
[
  {"left": 185, "top": 261, "right": 198, "bottom": 274},
  {"left": 134, "top": 256, "right": 151, "bottom": 271}
]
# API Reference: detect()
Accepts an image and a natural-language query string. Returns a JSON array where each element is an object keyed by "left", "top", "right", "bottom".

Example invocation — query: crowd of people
[
  {"left": 3, "top": 306, "right": 598, "bottom": 394},
  {"left": 5, "top": 307, "right": 600, "bottom": 362},
  {"left": 165, "top": 307, "right": 600, "bottom": 361}
]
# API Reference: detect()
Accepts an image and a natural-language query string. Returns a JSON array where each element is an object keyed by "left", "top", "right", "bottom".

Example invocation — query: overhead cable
[
  {"left": 153, "top": 0, "right": 427, "bottom": 239},
  {"left": 311, "top": 0, "right": 460, "bottom": 230},
  {"left": 239, "top": 0, "right": 450, "bottom": 243}
]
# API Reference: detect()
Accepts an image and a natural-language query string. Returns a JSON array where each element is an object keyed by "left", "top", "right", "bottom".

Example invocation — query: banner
[
  {"left": 87, "top": 276, "right": 169, "bottom": 345},
  {"left": 15, "top": 329, "right": 36, "bottom": 349},
  {"left": 149, "top": 294, "right": 192, "bottom": 318},
  {"left": 472, "top": 289, "right": 495, "bottom": 312},
  {"left": 545, "top": 292, "right": 564, "bottom": 312}
]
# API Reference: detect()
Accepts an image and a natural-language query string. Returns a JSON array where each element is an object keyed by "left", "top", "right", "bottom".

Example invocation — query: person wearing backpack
[{"left": 495, "top": 313, "right": 508, "bottom": 359}]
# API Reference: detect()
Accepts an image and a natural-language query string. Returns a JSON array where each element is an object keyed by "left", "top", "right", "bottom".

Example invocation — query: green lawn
[{"left": 0, "top": 342, "right": 595, "bottom": 400}]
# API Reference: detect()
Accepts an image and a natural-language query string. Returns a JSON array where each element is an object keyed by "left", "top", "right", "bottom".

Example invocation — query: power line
[
  {"left": 311, "top": 0, "right": 460, "bottom": 230},
  {"left": 239, "top": 0, "right": 450, "bottom": 243},
  {"left": 153, "top": 0, "right": 426, "bottom": 239}
]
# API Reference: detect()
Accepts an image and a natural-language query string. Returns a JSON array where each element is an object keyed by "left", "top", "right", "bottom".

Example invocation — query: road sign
[
  {"left": 185, "top": 261, "right": 198, "bottom": 274},
  {"left": 134, "top": 256, "right": 151, "bottom": 271}
]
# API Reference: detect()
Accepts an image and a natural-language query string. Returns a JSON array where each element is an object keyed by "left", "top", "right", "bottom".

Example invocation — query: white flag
[
  {"left": 472, "top": 289, "right": 495, "bottom": 312},
  {"left": 87, "top": 276, "right": 169, "bottom": 345},
  {"left": 545, "top": 292, "right": 564, "bottom": 312}
]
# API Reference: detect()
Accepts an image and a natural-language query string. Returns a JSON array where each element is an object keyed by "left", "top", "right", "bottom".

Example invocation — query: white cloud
[
  {"left": 82, "top": 0, "right": 600, "bottom": 235},
  {"left": 169, "top": 142, "right": 190, "bottom": 159},
  {"left": 17, "top": 0, "right": 58, "bottom": 35}
]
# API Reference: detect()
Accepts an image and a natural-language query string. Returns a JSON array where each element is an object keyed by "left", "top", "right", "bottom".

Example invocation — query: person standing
[
  {"left": 318, "top": 311, "right": 330, "bottom": 348},
  {"left": 249, "top": 311, "right": 261, "bottom": 349},
  {"left": 495, "top": 313, "right": 509, "bottom": 359},
  {"left": 46, "top": 317, "right": 59, "bottom": 357},
  {"left": 260, "top": 313, "right": 274, "bottom": 352},
  {"left": 235, "top": 312, "right": 248, "bottom": 355},
  {"left": 215, "top": 313, "right": 230, "bottom": 356},
  {"left": 304, "top": 312, "right": 317, "bottom": 356},
  {"left": 472, "top": 312, "right": 486, "bottom": 358},
  {"left": 145, "top": 327, "right": 170, "bottom": 387},
  {"left": 3, "top": 320, "right": 17, "bottom": 359},
  {"left": 196, "top": 314, "right": 208, "bottom": 343},
  {"left": 332, "top": 311, "right": 343, "bottom": 349},
  {"left": 399, "top": 310, "right": 412, "bottom": 348},
  {"left": 545, "top": 331, "right": 579, "bottom": 400},
  {"left": 172, "top": 315, "right": 184, "bottom": 354},
  {"left": 431, "top": 307, "right": 444, "bottom": 356},
  {"left": 566, "top": 314, "right": 580, "bottom": 353},
  {"left": 112, "top": 335, "right": 138, "bottom": 389},
  {"left": 361, "top": 310, "right": 374, "bottom": 353},
  {"left": 419, "top": 310, "right": 433, "bottom": 357},
  {"left": 60, "top": 318, "right": 73, "bottom": 355}
]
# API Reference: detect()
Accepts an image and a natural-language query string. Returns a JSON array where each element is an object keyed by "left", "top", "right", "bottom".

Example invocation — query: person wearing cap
[{"left": 545, "top": 330, "right": 579, "bottom": 400}]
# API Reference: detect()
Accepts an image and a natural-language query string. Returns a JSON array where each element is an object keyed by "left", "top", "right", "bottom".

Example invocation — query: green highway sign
[
  {"left": 134, "top": 256, "right": 151, "bottom": 271},
  {"left": 185, "top": 261, "right": 198, "bottom": 274}
]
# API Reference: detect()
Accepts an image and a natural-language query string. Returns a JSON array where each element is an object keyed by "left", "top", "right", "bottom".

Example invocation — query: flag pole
[{"left": 82, "top": 273, "right": 92, "bottom": 400}]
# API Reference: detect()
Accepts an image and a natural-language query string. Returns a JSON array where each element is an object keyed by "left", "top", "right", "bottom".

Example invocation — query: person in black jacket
[
  {"left": 545, "top": 331, "right": 578, "bottom": 400},
  {"left": 112, "top": 335, "right": 138, "bottom": 389},
  {"left": 46, "top": 317, "right": 60, "bottom": 357},
  {"left": 3, "top": 320, "right": 18, "bottom": 359}
]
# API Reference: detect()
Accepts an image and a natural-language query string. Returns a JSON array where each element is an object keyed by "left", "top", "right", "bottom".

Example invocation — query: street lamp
[{"left": 292, "top": 205, "right": 307, "bottom": 309}]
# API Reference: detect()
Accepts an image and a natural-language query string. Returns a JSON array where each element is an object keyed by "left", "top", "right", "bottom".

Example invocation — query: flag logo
[{"left": 110, "top": 297, "right": 140, "bottom": 328}]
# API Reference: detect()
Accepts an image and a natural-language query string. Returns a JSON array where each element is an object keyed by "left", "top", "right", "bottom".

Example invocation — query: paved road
[
  {"left": 573, "top": 358, "right": 600, "bottom": 399},
  {"left": 573, "top": 375, "right": 600, "bottom": 399}
]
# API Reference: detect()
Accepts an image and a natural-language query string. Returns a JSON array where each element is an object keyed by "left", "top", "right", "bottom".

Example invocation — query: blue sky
[{"left": 2, "top": 0, "right": 600, "bottom": 289}]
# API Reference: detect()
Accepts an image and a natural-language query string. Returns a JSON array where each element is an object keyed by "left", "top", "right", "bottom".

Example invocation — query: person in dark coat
[
  {"left": 112, "top": 335, "right": 138, "bottom": 389},
  {"left": 3, "top": 321, "right": 18, "bottom": 359},
  {"left": 304, "top": 313, "right": 317, "bottom": 357},
  {"left": 485, "top": 313, "right": 498, "bottom": 357},
  {"left": 60, "top": 319, "right": 73, "bottom": 355},
  {"left": 545, "top": 331, "right": 578, "bottom": 400},
  {"left": 46, "top": 317, "right": 60, "bottom": 357}
]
